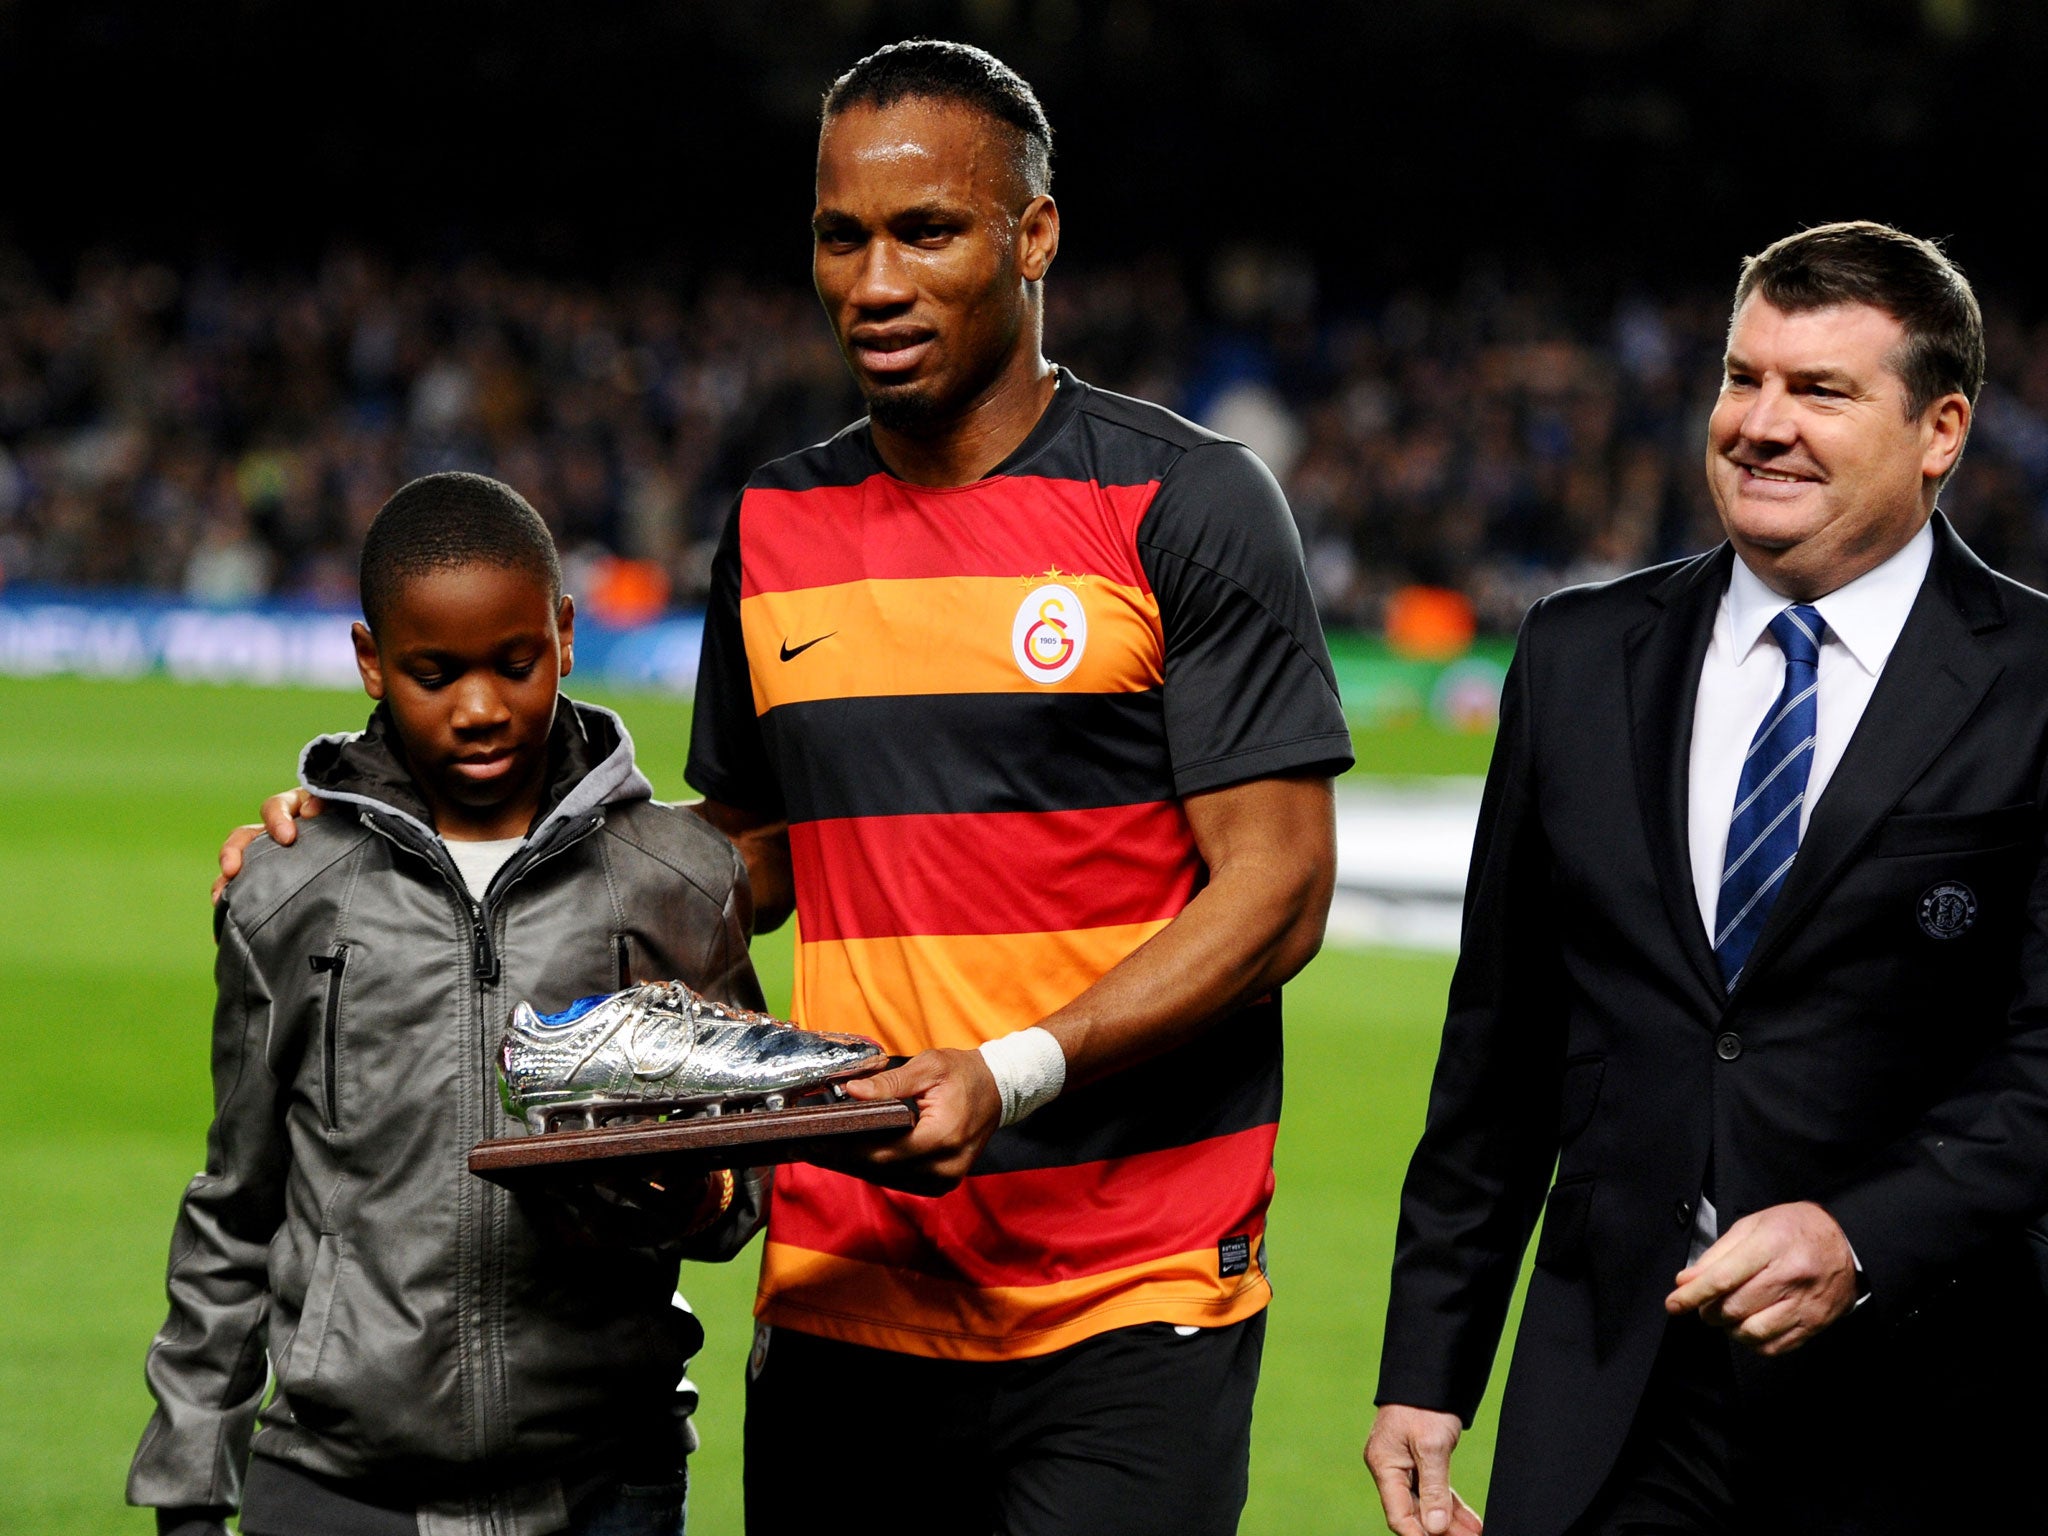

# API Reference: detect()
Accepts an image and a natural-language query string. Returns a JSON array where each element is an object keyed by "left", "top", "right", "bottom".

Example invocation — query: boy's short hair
[{"left": 359, "top": 472, "right": 563, "bottom": 633}]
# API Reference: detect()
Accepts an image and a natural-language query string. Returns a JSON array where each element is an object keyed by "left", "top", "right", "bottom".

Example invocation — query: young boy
[{"left": 128, "top": 472, "right": 763, "bottom": 1536}]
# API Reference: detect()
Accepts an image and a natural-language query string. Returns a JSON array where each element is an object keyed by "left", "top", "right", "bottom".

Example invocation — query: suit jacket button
[
  {"left": 1715, "top": 1032, "right": 1742, "bottom": 1061},
  {"left": 1674, "top": 1200, "right": 1694, "bottom": 1229}
]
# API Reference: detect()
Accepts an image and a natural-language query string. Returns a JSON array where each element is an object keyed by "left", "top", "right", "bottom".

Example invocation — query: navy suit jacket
[{"left": 1378, "top": 516, "right": 2048, "bottom": 1533}]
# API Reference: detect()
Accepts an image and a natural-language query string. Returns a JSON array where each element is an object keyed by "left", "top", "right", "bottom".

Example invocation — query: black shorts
[{"left": 743, "top": 1313, "right": 1266, "bottom": 1536}]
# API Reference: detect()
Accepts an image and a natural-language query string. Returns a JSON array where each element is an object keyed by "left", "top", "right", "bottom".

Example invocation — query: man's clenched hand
[
  {"left": 1365, "top": 1404, "right": 1484, "bottom": 1536},
  {"left": 212, "top": 788, "right": 325, "bottom": 901},
  {"left": 1665, "top": 1199, "right": 1858, "bottom": 1355}
]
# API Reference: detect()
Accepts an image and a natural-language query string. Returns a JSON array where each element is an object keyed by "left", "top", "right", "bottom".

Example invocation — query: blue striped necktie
[{"left": 1715, "top": 604, "right": 1824, "bottom": 990}]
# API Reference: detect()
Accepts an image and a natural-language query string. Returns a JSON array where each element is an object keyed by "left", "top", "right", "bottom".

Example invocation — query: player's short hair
[
  {"left": 359, "top": 472, "right": 562, "bottom": 634},
  {"left": 823, "top": 39, "right": 1053, "bottom": 199},
  {"left": 1733, "top": 220, "right": 1985, "bottom": 417}
]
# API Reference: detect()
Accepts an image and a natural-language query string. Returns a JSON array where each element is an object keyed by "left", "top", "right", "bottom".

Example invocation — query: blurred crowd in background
[{"left": 6, "top": 242, "right": 2048, "bottom": 635}]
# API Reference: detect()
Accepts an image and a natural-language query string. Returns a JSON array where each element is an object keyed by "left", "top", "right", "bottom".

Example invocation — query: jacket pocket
[
  {"left": 1558, "top": 1055, "right": 1604, "bottom": 1146},
  {"left": 309, "top": 945, "right": 349, "bottom": 1131},
  {"left": 275, "top": 1231, "right": 342, "bottom": 1393},
  {"left": 614, "top": 933, "right": 633, "bottom": 991},
  {"left": 1870, "top": 803, "right": 2036, "bottom": 858},
  {"left": 1534, "top": 1175, "right": 1594, "bottom": 1275}
]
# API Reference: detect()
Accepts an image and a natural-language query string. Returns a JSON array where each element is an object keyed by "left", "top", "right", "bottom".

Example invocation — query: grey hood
[{"left": 296, "top": 696, "right": 654, "bottom": 858}]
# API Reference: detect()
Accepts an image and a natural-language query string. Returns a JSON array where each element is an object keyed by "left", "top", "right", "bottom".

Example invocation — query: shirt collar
[{"left": 1723, "top": 519, "right": 1933, "bottom": 676}]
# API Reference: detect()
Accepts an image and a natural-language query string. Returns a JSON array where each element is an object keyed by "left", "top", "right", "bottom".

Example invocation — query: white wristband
[{"left": 977, "top": 1027, "right": 1068, "bottom": 1127}]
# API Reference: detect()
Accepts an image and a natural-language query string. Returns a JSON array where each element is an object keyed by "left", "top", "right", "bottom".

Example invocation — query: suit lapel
[
  {"left": 1734, "top": 516, "right": 2006, "bottom": 992},
  {"left": 1625, "top": 547, "right": 1732, "bottom": 1010}
]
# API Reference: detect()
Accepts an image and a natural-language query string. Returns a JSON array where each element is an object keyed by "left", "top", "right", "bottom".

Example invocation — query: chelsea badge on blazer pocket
[{"left": 1917, "top": 881, "right": 1979, "bottom": 940}]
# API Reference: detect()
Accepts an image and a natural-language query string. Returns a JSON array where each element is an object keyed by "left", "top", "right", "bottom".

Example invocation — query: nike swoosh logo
[{"left": 779, "top": 633, "right": 836, "bottom": 662}]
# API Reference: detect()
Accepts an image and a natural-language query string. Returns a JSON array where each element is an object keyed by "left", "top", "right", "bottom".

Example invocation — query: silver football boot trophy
[{"left": 500, "top": 980, "right": 886, "bottom": 1134}]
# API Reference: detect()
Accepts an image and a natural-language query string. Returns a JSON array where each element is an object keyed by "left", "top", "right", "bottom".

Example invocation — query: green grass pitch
[{"left": 0, "top": 674, "right": 1523, "bottom": 1534}]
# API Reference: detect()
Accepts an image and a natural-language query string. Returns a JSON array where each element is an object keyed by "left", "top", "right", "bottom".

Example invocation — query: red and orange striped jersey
[{"left": 687, "top": 370, "right": 1352, "bottom": 1360}]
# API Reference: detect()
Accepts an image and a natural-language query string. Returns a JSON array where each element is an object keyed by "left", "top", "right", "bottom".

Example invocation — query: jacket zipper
[
  {"left": 470, "top": 910, "right": 498, "bottom": 983},
  {"left": 356, "top": 806, "right": 608, "bottom": 1466},
  {"left": 468, "top": 811, "right": 606, "bottom": 1468},
  {"left": 464, "top": 814, "right": 606, "bottom": 981},
  {"left": 357, "top": 810, "right": 607, "bottom": 982},
  {"left": 308, "top": 945, "right": 350, "bottom": 1130}
]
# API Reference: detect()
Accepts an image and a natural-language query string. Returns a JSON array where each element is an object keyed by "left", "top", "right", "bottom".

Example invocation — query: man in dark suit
[{"left": 1364, "top": 220, "right": 2048, "bottom": 1536}]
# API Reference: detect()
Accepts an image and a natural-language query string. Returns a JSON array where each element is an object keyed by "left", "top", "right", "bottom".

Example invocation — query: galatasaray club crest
[{"left": 1012, "top": 582, "right": 1087, "bottom": 684}]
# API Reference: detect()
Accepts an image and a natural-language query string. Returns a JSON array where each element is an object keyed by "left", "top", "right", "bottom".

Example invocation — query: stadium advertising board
[
  {"left": 0, "top": 589, "right": 1507, "bottom": 738},
  {"left": 0, "top": 588, "right": 707, "bottom": 694}
]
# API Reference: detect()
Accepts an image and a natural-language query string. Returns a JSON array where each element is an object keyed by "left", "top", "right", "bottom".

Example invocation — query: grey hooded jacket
[{"left": 128, "top": 698, "right": 765, "bottom": 1532}]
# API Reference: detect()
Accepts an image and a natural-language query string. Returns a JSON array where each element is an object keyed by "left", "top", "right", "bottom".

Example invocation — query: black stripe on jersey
[
  {"left": 744, "top": 417, "right": 877, "bottom": 495},
  {"left": 974, "top": 997, "right": 1283, "bottom": 1176},
  {"left": 741, "top": 368, "right": 1236, "bottom": 496},
  {"left": 760, "top": 690, "right": 1179, "bottom": 823}
]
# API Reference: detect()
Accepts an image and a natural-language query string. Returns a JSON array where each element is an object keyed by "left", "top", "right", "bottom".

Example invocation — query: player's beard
[
  {"left": 857, "top": 313, "right": 1025, "bottom": 437},
  {"left": 861, "top": 379, "right": 950, "bottom": 434}
]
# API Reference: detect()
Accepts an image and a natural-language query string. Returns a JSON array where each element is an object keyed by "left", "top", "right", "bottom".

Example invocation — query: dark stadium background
[
  {"left": 5, "top": 0, "right": 2038, "bottom": 280},
  {"left": 6, "top": 0, "right": 2048, "bottom": 625},
  {"left": 4, "top": 4, "right": 2046, "bottom": 1532}
]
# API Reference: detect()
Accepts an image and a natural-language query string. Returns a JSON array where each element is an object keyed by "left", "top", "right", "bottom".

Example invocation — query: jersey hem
[{"left": 755, "top": 1279, "right": 1272, "bottom": 1362}]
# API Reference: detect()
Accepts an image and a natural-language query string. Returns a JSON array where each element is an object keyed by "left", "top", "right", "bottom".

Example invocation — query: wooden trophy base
[{"left": 468, "top": 1098, "right": 917, "bottom": 1191}]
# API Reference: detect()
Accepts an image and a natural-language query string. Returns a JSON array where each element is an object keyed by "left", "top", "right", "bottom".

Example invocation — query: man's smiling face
[{"left": 1706, "top": 294, "right": 1966, "bottom": 597}]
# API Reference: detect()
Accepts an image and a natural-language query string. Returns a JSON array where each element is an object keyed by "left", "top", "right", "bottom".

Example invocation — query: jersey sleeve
[
  {"left": 1136, "top": 440, "right": 1354, "bottom": 796},
  {"left": 684, "top": 498, "right": 786, "bottom": 819}
]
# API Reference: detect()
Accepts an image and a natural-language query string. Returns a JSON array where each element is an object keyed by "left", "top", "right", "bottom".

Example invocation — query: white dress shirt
[
  {"left": 1687, "top": 520, "right": 1934, "bottom": 938},
  {"left": 1681, "top": 519, "right": 1933, "bottom": 1259}
]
